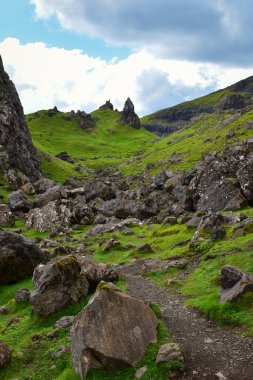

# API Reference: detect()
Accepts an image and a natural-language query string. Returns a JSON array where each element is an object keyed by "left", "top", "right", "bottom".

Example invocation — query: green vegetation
[{"left": 27, "top": 109, "right": 154, "bottom": 182}]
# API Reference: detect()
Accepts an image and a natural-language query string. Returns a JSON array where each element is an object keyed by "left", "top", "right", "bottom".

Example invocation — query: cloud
[
  {"left": 30, "top": 0, "right": 253, "bottom": 65},
  {"left": 1, "top": 37, "right": 253, "bottom": 116}
]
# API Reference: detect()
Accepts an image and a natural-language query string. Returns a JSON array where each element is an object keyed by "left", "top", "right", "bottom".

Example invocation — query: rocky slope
[
  {"left": 0, "top": 55, "right": 41, "bottom": 188},
  {"left": 143, "top": 75, "right": 253, "bottom": 136}
]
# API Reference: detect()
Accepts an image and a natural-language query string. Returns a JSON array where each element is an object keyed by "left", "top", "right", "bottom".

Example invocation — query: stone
[
  {"left": 33, "top": 178, "right": 56, "bottom": 194},
  {"left": 26, "top": 201, "right": 72, "bottom": 233},
  {"left": 78, "top": 256, "right": 119, "bottom": 291},
  {"left": 71, "top": 282, "right": 158, "bottom": 378},
  {"left": 8, "top": 191, "right": 32, "bottom": 212},
  {"left": 0, "top": 306, "right": 8, "bottom": 315},
  {"left": 135, "top": 366, "right": 148, "bottom": 378},
  {"left": 215, "top": 372, "right": 228, "bottom": 380},
  {"left": 34, "top": 185, "right": 67, "bottom": 208},
  {"left": 226, "top": 129, "right": 235, "bottom": 139},
  {"left": 0, "top": 340, "right": 11, "bottom": 368},
  {"left": 0, "top": 55, "right": 41, "bottom": 188},
  {"left": 55, "top": 151, "right": 74, "bottom": 164},
  {"left": 15, "top": 288, "right": 30, "bottom": 303},
  {"left": 120, "top": 98, "right": 141, "bottom": 129},
  {"left": 218, "top": 94, "right": 245, "bottom": 110},
  {"left": 102, "top": 238, "right": 120, "bottom": 252},
  {"left": 137, "top": 243, "right": 154, "bottom": 253},
  {"left": 0, "top": 204, "right": 15, "bottom": 227},
  {"left": 86, "top": 218, "right": 141, "bottom": 236},
  {"left": 20, "top": 182, "right": 35, "bottom": 195},
  {"left": 0, "top": 230, "right": 49, "bottom": 285},
  {"left": 246, "top": 137, "right": 253, "bottom": 151},
  {"left": 55, "top": 316, "right": 75, "bottom": 331},
  {"left": 30, "top": 256, "right": 89, "bottom": 315},
  {"left": 219, "top": 265, "right": 253, "bottom": 303},
  {"left": 156, "top": 343, "right": 184, "bottom": 364}
]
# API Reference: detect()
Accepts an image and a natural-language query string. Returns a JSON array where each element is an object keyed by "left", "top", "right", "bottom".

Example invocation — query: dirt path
[{"left": 120, "top": 266, "right": 253, "bottom": 380}]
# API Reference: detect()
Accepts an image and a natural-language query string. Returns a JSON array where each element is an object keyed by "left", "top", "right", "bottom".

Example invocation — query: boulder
[
  {"left": 219, "top": 265, "right": 253, "bottom": 303},
  {"left": 78, "top": 256, "right": 119, "bottom": 290},
  {"left": 20, "top": 182, "right": 35, "bottom": 195},
  {"left": 8, "top": 191, "right": 32, "bottom": 212},
  {"left": 0, "top": 204, "right": 15, "bottom": 227},
  {"left": 15, "top": 288, "right": 30, "bottom": 303},
  {"left": 26, "top": 201, "right": 72, "bottom": 233},
  {"left": 0, "top": 230, "right": 49, "bottom": 285},
  {"left": 0, "top": 340, "right": 11, "bottom": 368},
  {"left": 34, "top": 185, "right": 67, "bottom": 208},
  {"left": 86, "top": 218, "right": 141, "bottom": 236},
  {"left": 156, "top": 343, "right": 184, "bottom": 364},
  {"left": 120, "top": 98, "right": 141, "bottom": 129},
  {"left": 33, "top": 178, "right": 56, "bottom": 194},
  {"left": 71, "top": 282, "right": 158, "bottom": 378},
  {"left": 30, "top": 256, "right": 89, "bottom": 315},
  {"left": 83, "top": 179, "right": 115, "bottom": 202},
  {"left": 196, "top": 180, "right": 247, "bottom": 212}
]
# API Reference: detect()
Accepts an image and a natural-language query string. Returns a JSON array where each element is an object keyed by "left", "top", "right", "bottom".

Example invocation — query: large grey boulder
[
  {"left": 71, "top": 282, "right": 157, "bottom": 378},
  {"left": 0, "top": 230, "right": 49, "bottom": 285},
  {"left": 0, "top": 55, "right": 41, "bottom": 188},
  {"left": 30, "top": 256, "right": 89, "bottom": 315},
  {"left": 219, "top": 265, "right": 253, "bottom": 303},
  {"left": 237, "top": 158, "right": 253, "bottom": 205}
]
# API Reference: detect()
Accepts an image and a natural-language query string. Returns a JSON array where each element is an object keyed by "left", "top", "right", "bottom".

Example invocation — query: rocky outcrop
[
  {"left": 0, "top": 204, "right": 15, "bottom": 227},
  {"left": 120, "top": 98, "right": 140, "bottom": 129},
  {"left": 71, "top": 282, "right": 158, "bottom": 378},
  {"left": 0, "top": 230, "right": 49, "bottom": 285},
  {"left": 0, "top": 55, "right": 41, "bottom": 188},
  {"left": 219, "top": 265, "right": 253, "bottom": 303},
  {"left": 218, "top": 94, "right": 245, "bottom": 110},
  {"left": 99, "top": 100, "right": 114, "bottom": 111},
  {"left": 30, "top": 256, "right": 89, "bottom": 315}
]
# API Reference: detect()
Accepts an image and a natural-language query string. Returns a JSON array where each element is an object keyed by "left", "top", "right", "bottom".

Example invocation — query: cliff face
[{"left": 0, "top": 56, "right": 41, "bottom": 188}]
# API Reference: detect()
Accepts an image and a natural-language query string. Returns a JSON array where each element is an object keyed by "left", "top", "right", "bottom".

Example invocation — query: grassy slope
[{"left": 27, "top": 109, "right": 155, "bottom": 183}]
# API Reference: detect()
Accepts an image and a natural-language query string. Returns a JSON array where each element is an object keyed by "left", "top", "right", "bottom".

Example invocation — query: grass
[{"left": 27, "top": 109, "right": 154, "bottom": 183}]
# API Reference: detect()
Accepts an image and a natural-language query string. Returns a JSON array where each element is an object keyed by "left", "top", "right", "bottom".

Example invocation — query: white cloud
[
  {"left": 30, "top": 0, "right": 253, "bottom": 65},
  {"left": 1, "top": 38, "right": 253, "bottom": 116}
]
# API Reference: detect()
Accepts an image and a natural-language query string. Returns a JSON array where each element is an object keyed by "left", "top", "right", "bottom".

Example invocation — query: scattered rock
[
  {"left": 102, "top": 238, "right": 120, "bottom": 252},
  {"left": 219, "top": 265, "right": 253, "bottom": 303},
  {"left": 71, "top": 281, "right": 158, "bottom": 378},
  {"left": 215, "top": 372, "right": 228, "bottom": 380},
  {"left": 15, "top": 288, "right": 30, "bottom": 303},
  {"left": 135, "top": 366, "right": 148, "bottom": 378},
  {"left": 55, "top": 151, "right": 74, "bottom": 164},
  {"left": 137, "top": 243, "right": 154, "bottom": 253},
  {"left": 156, "top": 343, "right": 184, "bottom": 364}
]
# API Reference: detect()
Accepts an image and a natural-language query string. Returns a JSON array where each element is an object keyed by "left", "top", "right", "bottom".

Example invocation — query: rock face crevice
[{"left": 0, "top": 55, "right": 41, "bottom": 187}]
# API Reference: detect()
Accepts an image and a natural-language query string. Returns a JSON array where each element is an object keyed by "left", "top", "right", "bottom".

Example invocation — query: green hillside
[{"left": 27, "top": 109, "right": 155, "bottom": 183}]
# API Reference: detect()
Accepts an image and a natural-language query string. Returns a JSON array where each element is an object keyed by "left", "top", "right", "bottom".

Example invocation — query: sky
[{"left": 0, "top": 0, "right": 253, "bottom": 115}]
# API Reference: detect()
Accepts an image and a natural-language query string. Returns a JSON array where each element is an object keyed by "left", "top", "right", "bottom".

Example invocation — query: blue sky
[
  {"left": 0, "top": 0, "right": 130, "bottom": 59},
  {"left": 0, "top": 0, "right": 253, "bottom": 115}
]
